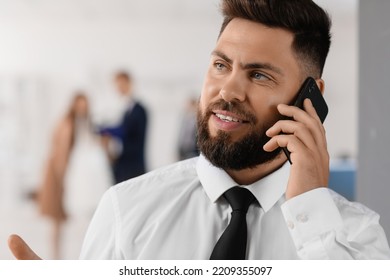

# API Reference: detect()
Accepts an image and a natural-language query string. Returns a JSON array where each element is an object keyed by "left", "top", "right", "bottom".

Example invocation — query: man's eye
[
  {"left": 251, "top": 72, "right": 269, "bottom": 81},
  {"left": 215, "top": 63, "right": 226, "bottom": 70}
]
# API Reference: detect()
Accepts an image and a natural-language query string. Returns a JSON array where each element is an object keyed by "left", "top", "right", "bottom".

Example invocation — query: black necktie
[{"left": 210, "top": 187, "right": 255, "bottom": 260}]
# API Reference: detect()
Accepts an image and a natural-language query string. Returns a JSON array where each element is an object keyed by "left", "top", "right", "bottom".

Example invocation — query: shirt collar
[{"left": 196, "top": 153, "right": 289, "bottom": 212}]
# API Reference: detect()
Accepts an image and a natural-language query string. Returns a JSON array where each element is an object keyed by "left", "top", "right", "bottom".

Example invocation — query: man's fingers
[
  {"left": 263, "top": 134, "right": 305, "bottom": 154},
  {"left": 8, "top": 234, "right": 41, "bottom": 260},
  {"left": 266, "top": 120, "right": 317, "bottom": 149},
  {"left": 275, "top": 101, "right": 327, "bottom": 148}
]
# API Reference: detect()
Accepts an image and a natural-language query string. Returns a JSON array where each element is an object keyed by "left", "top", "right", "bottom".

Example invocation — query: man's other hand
[{"left": 8, "top": 234, "right": 41, "bottom": 260}]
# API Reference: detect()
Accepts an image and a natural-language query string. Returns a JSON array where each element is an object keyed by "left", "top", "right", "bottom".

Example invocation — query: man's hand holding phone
[{"left": 263, "top": 77, "right": 329, "bottom": 200}]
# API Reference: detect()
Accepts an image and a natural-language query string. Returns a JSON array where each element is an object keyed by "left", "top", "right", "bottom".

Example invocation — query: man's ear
[{"left": 315, "top": 78, "right": 325, "bottom": 95}]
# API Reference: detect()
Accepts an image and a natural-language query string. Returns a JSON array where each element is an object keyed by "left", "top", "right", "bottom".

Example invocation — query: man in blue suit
[{"left": 100, "top": 71, "right": 148, "bottom": 183}]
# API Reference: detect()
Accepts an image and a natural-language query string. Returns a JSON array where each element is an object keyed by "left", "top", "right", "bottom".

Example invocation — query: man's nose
[{"left": 219, "top": 73, "right": 246, "bottom": 103}]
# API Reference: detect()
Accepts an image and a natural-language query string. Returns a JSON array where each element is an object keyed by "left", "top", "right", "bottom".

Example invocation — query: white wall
[
  {"left": 317, "top": 0, "right": 358, "bottom": 159},
  {"left": 0, "top": 1, "right": 221, "bottom": 202}
]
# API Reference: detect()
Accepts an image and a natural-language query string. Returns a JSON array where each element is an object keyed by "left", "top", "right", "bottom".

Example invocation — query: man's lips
[{"left": 212, "top": 110, "right": 249, "bottom": 123}]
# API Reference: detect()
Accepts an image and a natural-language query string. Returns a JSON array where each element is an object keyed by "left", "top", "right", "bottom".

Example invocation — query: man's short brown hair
[{"left": 219, "top": 0, "right": 332, "bottom": 77}]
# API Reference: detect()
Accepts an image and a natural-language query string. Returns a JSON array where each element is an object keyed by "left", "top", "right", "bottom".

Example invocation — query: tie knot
[{"left": 223, "top": 187, "right": 255, "bottom": 213}]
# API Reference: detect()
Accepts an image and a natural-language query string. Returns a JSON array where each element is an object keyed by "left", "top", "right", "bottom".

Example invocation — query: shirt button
[
  {"left": 296, "top": 213, "right": 308, "bottom": 223},
  {"left": 287, "top": 220, "right": 295, "bottom": 230}
]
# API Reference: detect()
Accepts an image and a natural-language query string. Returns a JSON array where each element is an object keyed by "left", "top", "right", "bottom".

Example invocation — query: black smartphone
[{"left": 282, "top": 77, "right": 328, "bottom": 164}]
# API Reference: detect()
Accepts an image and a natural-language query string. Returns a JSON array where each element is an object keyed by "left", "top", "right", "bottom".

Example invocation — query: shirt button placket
[{"left": 287, "top": 220, "right": 295, "bottom": 230}]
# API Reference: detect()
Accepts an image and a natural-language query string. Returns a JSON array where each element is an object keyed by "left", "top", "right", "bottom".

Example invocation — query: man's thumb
[{"left": 8, "top": 234, "right": 41, "bottom": 260}]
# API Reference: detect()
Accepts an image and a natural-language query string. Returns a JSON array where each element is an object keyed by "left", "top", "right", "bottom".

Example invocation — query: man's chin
[
  {"left": 208, "top": 121, "right": 250, "bottom": 137},
  {"left": 208, "top": 128, "right": 248, "bottom": 143}
]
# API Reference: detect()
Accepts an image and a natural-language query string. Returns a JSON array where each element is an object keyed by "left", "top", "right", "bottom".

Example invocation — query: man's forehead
[{"left": 214, "top": 18, "right": 298, "bottom": 74}]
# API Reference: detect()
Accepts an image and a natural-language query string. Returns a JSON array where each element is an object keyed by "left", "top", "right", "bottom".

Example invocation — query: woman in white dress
[
  {"left": 39, "top": 92, "right": 113, "bottom": 259},
  {"left": 64, "top": 97, "right": 113, "bottom": 219}
]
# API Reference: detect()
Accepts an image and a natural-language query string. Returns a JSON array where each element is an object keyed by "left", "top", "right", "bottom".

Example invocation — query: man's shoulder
[
  {"left": 133, "top": 101, "right": 147, "bottom": 113},
  {"left": 112, "top": 157, "right": 199, "bottom": 195},
  {"left": 126, "top": 101, "right": 147, "bottom": 122}
]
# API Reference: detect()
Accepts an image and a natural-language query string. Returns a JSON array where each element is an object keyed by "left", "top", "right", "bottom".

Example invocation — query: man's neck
[{"left": 225, "top": 152, "right": 287, "bottom": 185}]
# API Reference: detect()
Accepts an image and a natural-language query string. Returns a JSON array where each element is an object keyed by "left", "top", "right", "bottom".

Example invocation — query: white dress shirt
[{"left": 79, "top": 155, "right": 390, "bottom": 259}]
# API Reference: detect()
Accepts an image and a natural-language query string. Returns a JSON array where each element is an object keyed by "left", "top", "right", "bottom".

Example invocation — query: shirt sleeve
[
  {"left": 281, "top": 187, "right": 390, "bottom": 259},
  {"left": 79, "top": 188, "right": 121, "bottom": 259}
]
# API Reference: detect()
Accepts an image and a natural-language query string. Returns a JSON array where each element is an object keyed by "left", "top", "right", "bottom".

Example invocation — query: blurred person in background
[
  {"left": 177, "top": 97, "right": 199, "bottom": 160},
  {"left": 99, "top": 71, "right": 148, "bottom": 183},
  {"left": 38, "top": 92, "right": 112, "bottom": 259}
]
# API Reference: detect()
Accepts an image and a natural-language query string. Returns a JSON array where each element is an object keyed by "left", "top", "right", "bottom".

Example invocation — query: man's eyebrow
[
  {"left": 243, "top": 62, "right": 284, "bottom": 76},
  {"left": 211, "top": 50, "right": 232, "bottom": 64},
  {"left": 211, "top": 50, "right": 284, "bottom": 76}
]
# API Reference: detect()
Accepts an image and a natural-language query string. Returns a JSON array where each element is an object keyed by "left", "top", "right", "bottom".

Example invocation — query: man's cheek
[{"left": 198, "top": 96, "right": 208, "bottom": 114}]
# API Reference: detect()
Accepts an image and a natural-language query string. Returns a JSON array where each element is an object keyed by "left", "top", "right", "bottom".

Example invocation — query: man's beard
[{"left": 197, "top": 100, "right": 282, "bottom": 170}]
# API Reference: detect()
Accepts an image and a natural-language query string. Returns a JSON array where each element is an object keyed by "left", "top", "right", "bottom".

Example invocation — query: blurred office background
[{"left": 0, "top": 0, "right": 388, "bottom": 259}]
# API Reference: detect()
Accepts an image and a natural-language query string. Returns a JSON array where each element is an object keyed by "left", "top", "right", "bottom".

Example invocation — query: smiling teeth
[{"left": 216, "top": 113, "right": 241, "bottom": 123}]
